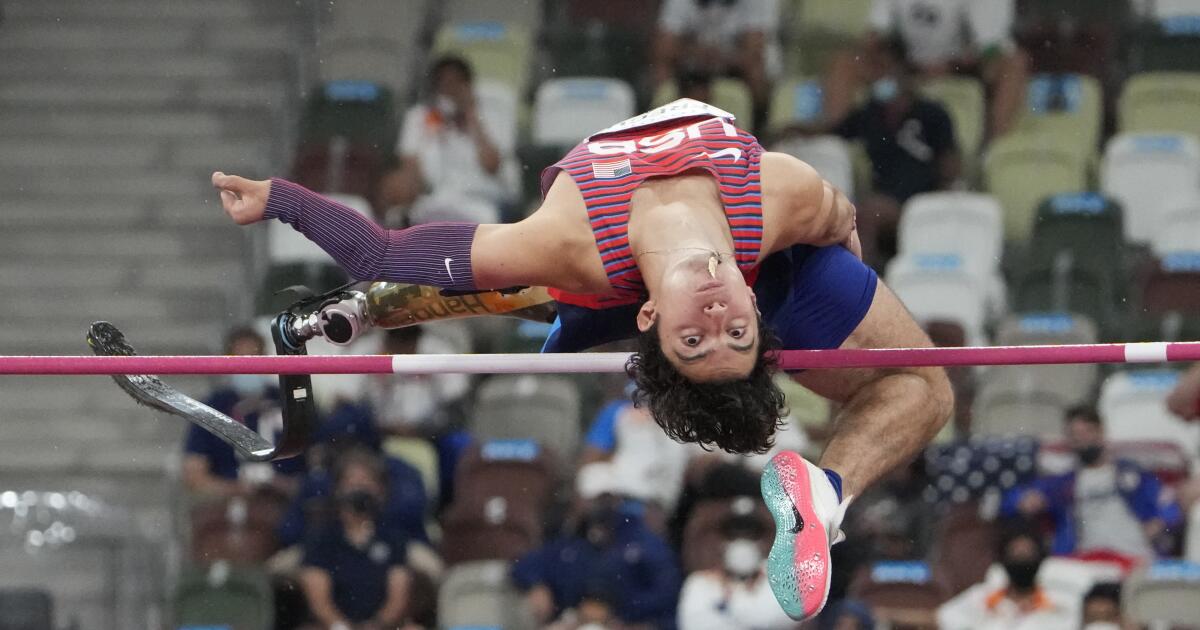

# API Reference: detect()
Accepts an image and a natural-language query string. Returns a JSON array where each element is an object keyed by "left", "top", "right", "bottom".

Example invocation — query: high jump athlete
[{"left": 213, "top": 99, "right": 953, "bottom": 619}]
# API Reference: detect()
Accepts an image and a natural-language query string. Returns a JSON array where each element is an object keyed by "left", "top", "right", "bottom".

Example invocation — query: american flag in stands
[{"left": 924, "top": 437, "right": 1041, "bottom": 505}]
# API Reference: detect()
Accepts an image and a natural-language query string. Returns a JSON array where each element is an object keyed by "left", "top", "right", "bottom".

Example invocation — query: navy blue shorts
[{"left": 541, "top": 244, "right": 877, "bottom": 353}]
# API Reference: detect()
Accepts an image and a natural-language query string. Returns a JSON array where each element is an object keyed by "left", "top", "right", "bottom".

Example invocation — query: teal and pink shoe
[{"left": 760, "top": 451, "right": 852, "bottom": 620}]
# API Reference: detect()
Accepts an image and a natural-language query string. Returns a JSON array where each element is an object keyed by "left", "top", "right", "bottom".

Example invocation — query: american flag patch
[{"left": 592, "top": 159, "right": 632, "bottom": 179}]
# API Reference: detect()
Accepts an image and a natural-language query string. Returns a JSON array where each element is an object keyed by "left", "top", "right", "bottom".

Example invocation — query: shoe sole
[{"left": 761, "top": 451, "right": 832, "bottom": 620}]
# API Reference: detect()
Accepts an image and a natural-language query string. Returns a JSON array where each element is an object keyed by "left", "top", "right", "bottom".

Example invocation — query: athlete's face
[{"left": 637, "top": 256, "right": 760, "bottom": 381}]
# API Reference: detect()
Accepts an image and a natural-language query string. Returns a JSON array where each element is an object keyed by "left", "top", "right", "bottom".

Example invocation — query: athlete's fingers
[
  {"left": 211, "top": 171, "right": 251, "bottom": 196},
  {"left": 219, "top": 188, "right": 240, "bottom": 212}
]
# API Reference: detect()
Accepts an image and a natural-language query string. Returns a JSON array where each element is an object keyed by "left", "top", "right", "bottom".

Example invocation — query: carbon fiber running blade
[{"left": 86, "top": 321, "right": 277, "bottom": 462}]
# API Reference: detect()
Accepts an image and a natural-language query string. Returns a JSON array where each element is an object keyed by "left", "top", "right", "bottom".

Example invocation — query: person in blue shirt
[
  {"left": 182, "top": 326, "right": 305, "bottom": 497},
  {"left": 1001, "top": 405, "right": 1184, "bottom": 560},
  {"left": 278, "top": 406, "right": 429, "bottom": 548},
  {"left": 512, "top": 494, "right": 683, "bottom": 629},
  {"left": 300, "top": 447, "right": 415, "bottom": 629}
]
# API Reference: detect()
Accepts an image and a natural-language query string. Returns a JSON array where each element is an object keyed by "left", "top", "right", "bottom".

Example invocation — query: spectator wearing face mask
[
  {"left": 300, "top": 448, "right": 416, "bottom": 630},
  {"left": 378, "top": 55, "right": 515, "bottom": 226},
  {"left": 676, "top": 508, "right": 794, "bottom": 630},
  {"left": 937, "top": 520, "right": 1079, "bottom": 630},
  {"left": 183, "top": 326, "right": 305, "bottom": 498},
  {"left": 1080, "top": 582, "right": 1129, "bottom": 630},
  {"left": 512, "top": 492, "right": 682, "bottom": 630},
  {"left": 1002, "top": 405, "right": 1183, "bottom": 563}
]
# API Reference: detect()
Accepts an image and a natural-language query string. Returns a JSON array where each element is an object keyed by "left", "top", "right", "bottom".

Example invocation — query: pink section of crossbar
[{"left": 1, "top": 342, "right": 1199, "bottom": 375}]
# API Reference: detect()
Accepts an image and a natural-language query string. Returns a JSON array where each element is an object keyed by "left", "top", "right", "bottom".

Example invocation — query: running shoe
[{"left": 761, "top": 450, "right": 852, "bottom": 620}]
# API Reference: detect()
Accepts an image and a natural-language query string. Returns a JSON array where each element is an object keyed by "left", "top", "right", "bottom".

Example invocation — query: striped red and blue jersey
[{"left": 539, "top": 99, "right": 766, "bottom": 309}]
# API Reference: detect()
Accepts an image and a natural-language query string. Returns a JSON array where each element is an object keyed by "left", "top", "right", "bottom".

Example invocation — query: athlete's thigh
[{"left": 789, "top": 280, "right": 940, "bottom": 403}]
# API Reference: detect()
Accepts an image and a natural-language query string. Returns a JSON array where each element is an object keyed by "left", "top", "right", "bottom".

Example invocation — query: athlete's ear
[{"left": 637, "top": 301, "right": 657, "bottom": 333}]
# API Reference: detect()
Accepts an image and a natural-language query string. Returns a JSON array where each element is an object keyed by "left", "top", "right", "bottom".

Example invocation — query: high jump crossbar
[{"left": 1, "top": 342, "right": 1198, "bottom": 375}]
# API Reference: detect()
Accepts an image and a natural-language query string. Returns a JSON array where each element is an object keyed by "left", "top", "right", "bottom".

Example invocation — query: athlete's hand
[
  {"left": 212, "top": 171, "right": 270, "bottom": 225},
  {"left": 843, "top": 228, "right": 862, "bottom": 260}
]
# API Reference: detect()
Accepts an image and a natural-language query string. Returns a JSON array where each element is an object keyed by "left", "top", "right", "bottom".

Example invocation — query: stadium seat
[
  {"left": 438, "top": 560, "right": 537, "bottom": 630},
  {"left": 972, "top": 366, "right": 1079, "bottom": 438},
  {"left": 1154, "top": 193, "right": 1200, "bottom": 256},
  {"left": 919, "top": 76, "right": 986, "bottom": 166},
  {"left": 445, "top": 0, "right": 544, "bottom": 27},
  {"left": 453, "top": 439, "right": 557, "bottom": 518},
  {"left": 1028, "top": 192, "right": 1128, "bottom": 305},
  {"left": 433, "top": 22, "right": 534, "bottom": 90},
  {"left": 783, "top": 0, "right": 873, "bottom": 75},
  {"left": 190, "top": 494, "right": 286, "bottom": 566},
  {"left": 0, "top": 588, "right": 53, "bottom": 630},
  {"left": 1119, "top": 72, "right": 1200, "bottom": 137},
  {"left": 1143, "top": 252, "right": 1200, "bottom": 314},
  {"left": 1148, "top": 0, "right": 1200, "bottom": 18},
  {"left": 983, "top": 132, "right": 1091, "bottom": 243},
  {"left": 316, "top": 39, "right": 416, "bottom": 96},
  {"left": 767, "top": 77, "right": 824, "bottom": 134},
  {"left": 1101, "top": 132, "right": 1200, "bottom": 243},
  {"left": 321, "top": 0, "right": 427, "bottom": 41},
  {"left": 290, "top": 140, "right": 390, "bottom": 203},
  {"left": 681, "top": 496, "right": 772, "bottom": 573},
  {"left": 651, "top": 78, "right": 754, "bottom": 129},
  {"left": 849, "top": 561, "right": 949, "bottom": 626},
  {"left": 1016, "top": 74, "right": 1103, "bottom": 157},
  {"left": 174, "top": 562, "right": 273, "bottom": 630},
  {"left": 1123, "top": 560, "right": 1200, "bottom": 625},
  {"left": 885, "top": 255, "right": 990, "bottom": 345},
  {"left": 383, "top": 436, "right": 441, "bottom": 505},
  {"left": 1187, "top": 503, "right": 1200, "bottom": 563},
  {"left": 898, "top": 192, "right": 1004, "bottom": 274},
  {"left": 544, "top": 23, "right": 648, "bottom": 86},
  {"left": 476, "top": 79, "right": 519, "bottom": 154},
  {"left": 1013, "top": 265, "right": 1121, "bottom": 340},
  {"left": 532, "top": 78, "right": 636, "bottom": 146},
  {"left": 995, "top": 312, "right": 1099, "bottom": 346},
  {"left": 1099, "top": 369, "right": 1200, "bottom": 463},
  {"left": 440, "top": 487, "right": 543, "bottom": 566},
  {"left": 1131, "top": 18, "right": 1200, "bottom": 72},
  {"left": 770, "top": 135, "right": 855, "bottom": 199},
  {"left": 930, "top": 503, "right": 996, "bottom": 596},
  {"left": 470, "top": 374, "right": 582, "bottom": 460},
  {"left": 299, "top": 80, "right": 399, "bottom": 154}
]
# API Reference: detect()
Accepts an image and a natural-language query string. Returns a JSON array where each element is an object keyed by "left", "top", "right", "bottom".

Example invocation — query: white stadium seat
[
  {"left": 532, "top": 78, "right": 636, "bottom": 146},
  {"left": 1153, "top": 193, "right": 1200, "bottom": 257},
  {"left": 898, "top": 192, "right": 1004, "bottom": 274},
  {"left": 770, "top": 135, "right": 855, "bottom": 200},
  {"left": 1101, "top": 132, "right": 1200, "bottom": 243},
  {"left": 475, "top": 79, "right": 519, "bottom": 154},
  {"left": 886, "top": 256, "right": 989, "bottom": 346},
  {"left": 1099, "top": 369, "right": 1199, "bottom": 466}
]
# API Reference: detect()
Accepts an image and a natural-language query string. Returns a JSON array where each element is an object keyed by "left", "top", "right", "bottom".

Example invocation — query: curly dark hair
[{"left": 625, "top": 316, "right": 788, "bottom": 454}]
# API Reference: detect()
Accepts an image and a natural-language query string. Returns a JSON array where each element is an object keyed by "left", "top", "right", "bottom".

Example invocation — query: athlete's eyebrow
[{"left": 674, "top": 348, "right": 714, "bottom": 364}]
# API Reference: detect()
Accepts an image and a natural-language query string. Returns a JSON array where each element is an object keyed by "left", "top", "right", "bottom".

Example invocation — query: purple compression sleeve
[{"left": 263, "top": 178, "right": 479, "bottom": 290}]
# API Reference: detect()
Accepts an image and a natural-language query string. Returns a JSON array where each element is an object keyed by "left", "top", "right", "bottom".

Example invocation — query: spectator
[
  {"left": 795, "top": 37, "right": 959, "bottom": 268},
  {"left": 581, "top": 390, "right": 692, "bottom": 514},
  {"left": 1081, "top": 582, "right": 1128, "bottom": 630},
  {"left": 183, "top": 326, "right": 303, "bottom": 497},
  {"left": 513, "top": 492, "right": 682, "bottom": 629},
  {"left": 1001, "top": 405, "right": 1183, "bottom": 562},
  {"left": 364, "top": 326, "right": 471, "bottom": 436},
  {"left": 378, "top": 55, "right": 513, "bottom": 225},
  {"left": 676, "top": 508, "right": 794, "bottom": 629},
  {"left": 817, "top": 600, "right": 875, "bottom": 630},
  {"left": 277, "top": 419, "right": 429, "bottom": 549},
  {"left": 1167, "top": 363, "right": 1200, "bottom": 421},
  {"left": 300, "top": 448, "right": 416, "bottom": 629},
  {"left": 937, "top": 520, "right": 1079, "bottom": 629},
  {"left": 824, "top": 0, "right": 1028, "bottom": 139},
  {"left": 651, "top": 0, "right": 781, "bottom": 131}
]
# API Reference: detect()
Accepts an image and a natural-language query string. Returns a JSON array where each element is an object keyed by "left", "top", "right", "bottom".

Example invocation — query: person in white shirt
[
  {"left": 363, "top": 326, "right": 471, "bottom": 435},
  {"left": 677, "top": 508, "right": 796, "bottom": 630},
  {"left": 824, "top": 0, "right": 1029, "bottom": 139},
  {"left": 379, "top": 55, "right": 513, "bottom": 225},
  {"left": 652, "top": 0, "right": 781, "bottom": 130},
  {"left": 937, "top": 521, "right": 1079, "bottom": 630}
]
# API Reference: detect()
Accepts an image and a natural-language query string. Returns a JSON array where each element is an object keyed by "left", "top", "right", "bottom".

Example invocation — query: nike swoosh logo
[
  {"left": 703, "top": 147, "right": 743, "bottom": 163},
  {"left": 444, "top": 258, "right": 454, "bottom": 283}
]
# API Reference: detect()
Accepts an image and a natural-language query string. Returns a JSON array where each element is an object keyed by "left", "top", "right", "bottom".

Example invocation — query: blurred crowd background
[{"left": 3, "top": 0, "right": 1200, "bottom": 629}]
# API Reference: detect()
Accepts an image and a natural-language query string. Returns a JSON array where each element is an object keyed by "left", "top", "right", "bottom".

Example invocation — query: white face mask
[
  {"left": 435, "top": 94, "right": 458, "bottom": 118},
  {"left": 1082, "top": 623, "right": 1121, "bottom": 630},
  {"left": 229, "top": 374, "right": 271, "bottom": 397},
  {"left": 723, "top": 539, "right": 762, "bottom": 577}
]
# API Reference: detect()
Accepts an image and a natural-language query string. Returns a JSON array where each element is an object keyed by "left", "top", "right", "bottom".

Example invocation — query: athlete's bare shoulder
[{"left": 759, "top": 151, "right": 853, "bottom": 255}]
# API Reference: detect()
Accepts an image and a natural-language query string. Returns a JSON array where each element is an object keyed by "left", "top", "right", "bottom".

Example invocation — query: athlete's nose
[{"left": 703, "top": 301, "right": 727, "bottom": 315}]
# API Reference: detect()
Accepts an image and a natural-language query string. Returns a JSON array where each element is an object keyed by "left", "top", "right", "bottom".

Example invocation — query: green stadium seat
[
  {"left": 983, "top": 132, "right": 1092, "bottom": 243},
  {"left": 1131, "top": 17, "right": 1200, "bottom": 73},
  {"left": 1014, "top": 265, "right": 1122, "bottom": 340},
  {"left": 651, "top": 77, "right": 753, "bottom": 128},
  {"left": 920, "top": 76, "right": 986, "bottom": 169},
  {"left": 1118, "top": 72, "right": 1200, "bottom": 138},
  {"left": 174, "top": 563, "right": 273, "bottom": 630},
  {"left": 298, "top": 81, "right": 398, "bottom": 156},
  {"left": 782, "top": 0, "right": 873, "bottom": 75},
  {"left": 1028, "top": 192, "right": 1127, "bottom": 302},
  {"left": 544, "top": 25, "right": 648, "bottom": 88},
  {"left": 433, "top": 22, "right": 534, "bottom": 90},
  {"left": 1016, "top": 73, "right": 1103, "bottom": 157}
]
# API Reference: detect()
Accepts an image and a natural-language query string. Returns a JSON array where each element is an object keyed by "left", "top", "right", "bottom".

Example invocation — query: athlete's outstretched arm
[
  {"left": 213, "top": 172, "right": 560, "bottom": 291},
  {"left": 790, "top": 281, "right": 954, "bottom": 499}
]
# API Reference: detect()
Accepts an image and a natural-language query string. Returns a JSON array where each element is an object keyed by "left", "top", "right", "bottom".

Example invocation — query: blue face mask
[{"left": 872, "top": 77, "right": 900, "bottom": 103}]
